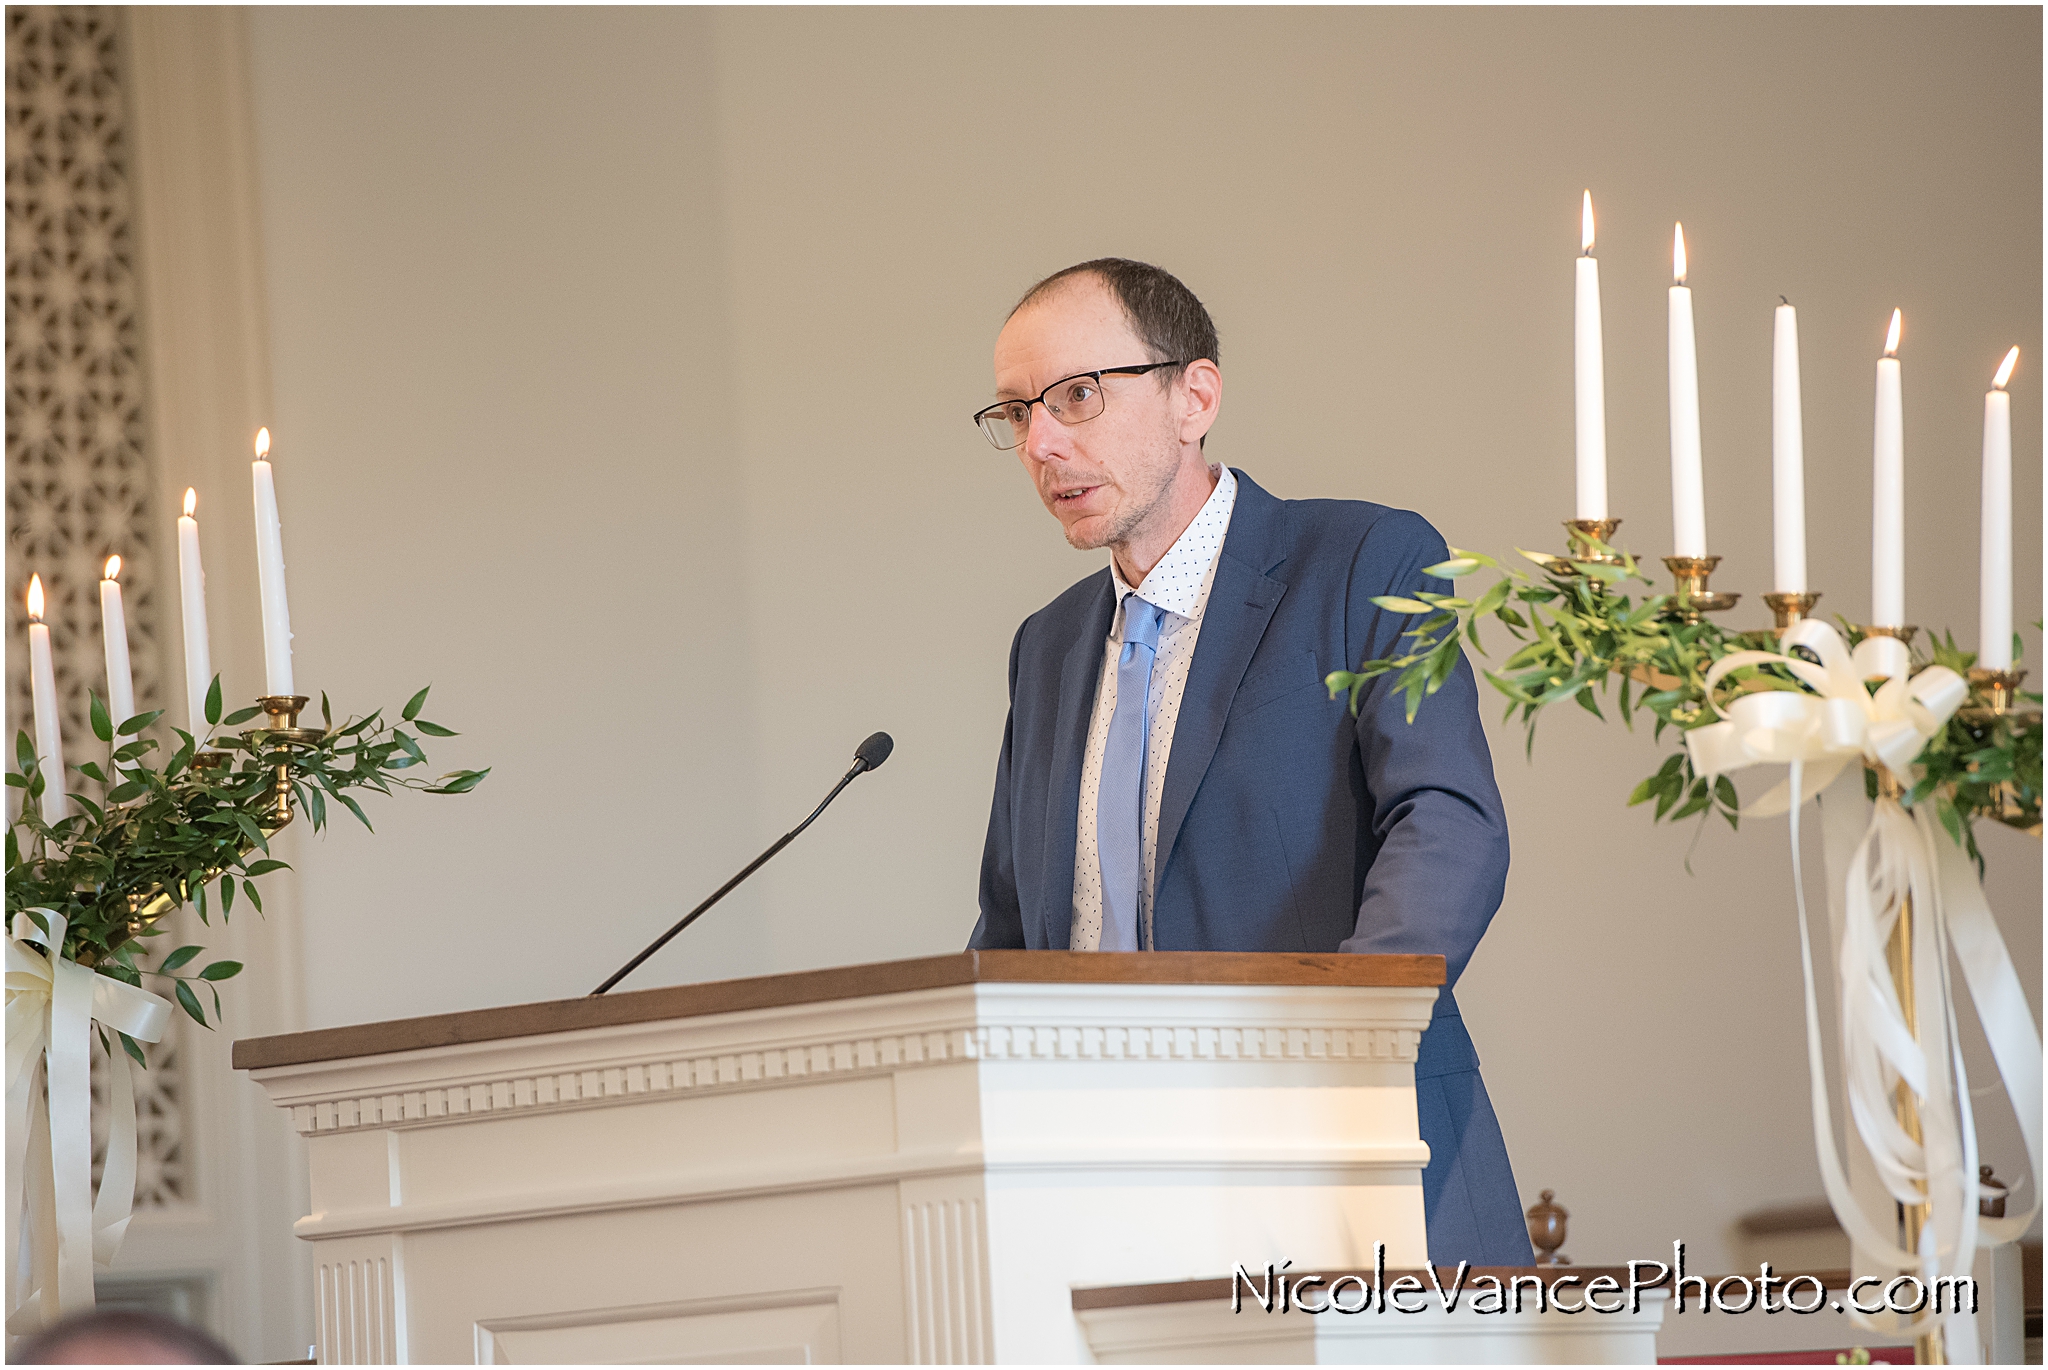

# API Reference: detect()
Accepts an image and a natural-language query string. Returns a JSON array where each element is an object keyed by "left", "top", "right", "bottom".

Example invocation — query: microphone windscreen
[{"left": 855, "top": 731, "right": 895, "bottom": 772}]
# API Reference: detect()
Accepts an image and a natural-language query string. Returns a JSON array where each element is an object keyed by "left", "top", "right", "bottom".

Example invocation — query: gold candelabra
[{"left": 114, "top": 694, "right": 324, "bottom": 950}]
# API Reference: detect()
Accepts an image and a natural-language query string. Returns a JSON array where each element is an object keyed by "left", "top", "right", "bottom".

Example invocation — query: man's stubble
[{"left": 1059, "top": 424, "right": 1186, "bottom": 560}]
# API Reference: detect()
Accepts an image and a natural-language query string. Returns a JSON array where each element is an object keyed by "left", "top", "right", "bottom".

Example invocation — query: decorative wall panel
[{"left": 7, "top": 4, "right": 186, "bottom": 1207}]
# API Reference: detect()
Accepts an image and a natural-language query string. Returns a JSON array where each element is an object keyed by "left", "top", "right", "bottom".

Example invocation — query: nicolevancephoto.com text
[{"left": 1233, "top": 1244, "right": 1978, "bottom": 1318}]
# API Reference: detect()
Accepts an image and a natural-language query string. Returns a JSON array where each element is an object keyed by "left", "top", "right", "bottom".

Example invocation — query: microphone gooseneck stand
[{"left": 589, "top": 734, "right": 892, "bottom": 996}]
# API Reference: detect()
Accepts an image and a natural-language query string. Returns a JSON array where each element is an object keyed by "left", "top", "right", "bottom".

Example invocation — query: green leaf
[
  {"left": 205, "top": 675, "right": 223, "bottom": 726},
  {"left": 1936, "top": 794, "right": 1964, "bottom": 846},
  {"left": 1627, "top": 775, "right": 1657, "bottom": 806},
  {"left": 413, "top": 719, "right": 458, "bottom": 739},
  {"left": 336, "top": 791, "right": 374, "bottom": 830},
  {"left": 117, "top": 709, "right": 163, "bottom": 737},
  {"left": 425, "top": 768, "right": 489, "bottom": 795},
  {"left": 17, "top": 729, "right": 37, "bottom": 775},
  {"left": 119, "top": 1032, "right": 147, "bottom": 1068},
  {"left": 198, "top": 959, "right": 243, "bottom": 981},
  {"left": 220, "top": 706, "right": 262, "bottom": 727},
  {"left": 242, "top": 880, "right": 262, "bottom": 913},
  {"left": 173, "top": 979, "right": 207, "bottom": 1027},
  {"left": 402, "top": 686, "right": 431, "bottom": 722},
  {"left": 321, "top": 692, "right": 333, "bottom": 730},
  {"left": 1371, "top": 596, "right": 1434, "bottom": 615},
  {"left": 90, "top": 693, "right": 114, "bottom": 743},
  {"left": 241, "top": 858, "right": 289, "bottom": 877},
  {"left": 230, "top": 809, "right": 269, "bottom": 854},
  {"left": 1422, "top": 557, "right": 1482, "bottom": 579},
  {"left": 220, "top": 874, "right": 236, "bottom": 916},
  {"left": 159, "top": 944, "right": 202, "bottom": 972}
]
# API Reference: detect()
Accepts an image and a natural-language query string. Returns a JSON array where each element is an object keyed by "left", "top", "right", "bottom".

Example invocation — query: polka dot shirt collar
[{"left": 1110, "top": 463, "right": 1237, "bottom": 628}]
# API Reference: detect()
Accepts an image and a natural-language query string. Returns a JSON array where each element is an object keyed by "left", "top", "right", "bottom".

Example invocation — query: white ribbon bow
[
  {"left": 1676, "top": 621, "right": 2038, "bottom": 1361},
  {"left": 1683, "top": 618, "right": 1969, "bottom": 815},
  {"left": 5, "top": 909, "right": 172, "bottom": 1336}
]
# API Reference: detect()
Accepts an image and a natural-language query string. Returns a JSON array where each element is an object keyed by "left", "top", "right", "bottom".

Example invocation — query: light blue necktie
[{"left": 1098, "top": 596, "right": 1164, "bottom": 952}]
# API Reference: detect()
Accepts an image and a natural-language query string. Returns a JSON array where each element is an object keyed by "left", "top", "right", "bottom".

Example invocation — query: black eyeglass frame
[{"left": 971, "top": 361, "right": 1186, "bottom": 450}]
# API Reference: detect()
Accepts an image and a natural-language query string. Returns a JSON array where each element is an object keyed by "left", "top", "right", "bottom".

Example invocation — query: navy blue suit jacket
[{"left": 969, "top": 469, "right": 1533, "bottom": 1264}]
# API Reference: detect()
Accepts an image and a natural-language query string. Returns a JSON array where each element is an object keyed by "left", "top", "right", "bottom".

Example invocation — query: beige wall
[{"left": 239, "top": 6, "right": 2040, "bottom": 1272}]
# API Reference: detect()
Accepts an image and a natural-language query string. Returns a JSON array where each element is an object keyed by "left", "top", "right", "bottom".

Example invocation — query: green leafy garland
[
  {"left": 1325, "top": 541, "right": 2040, "bottom": 857},
  {"left": 6, "top": 679, "right": 488, "bottom": 1061}
]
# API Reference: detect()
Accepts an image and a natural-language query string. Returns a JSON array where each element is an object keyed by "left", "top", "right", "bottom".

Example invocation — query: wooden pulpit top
[{"left": 231, "top": 949, "right": 1444, "bottom": 1071}]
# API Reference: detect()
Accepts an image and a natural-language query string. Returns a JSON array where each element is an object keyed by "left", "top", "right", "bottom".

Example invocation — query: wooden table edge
[{"left": 232, "top": 949, "right": 1445, "bottom": 1071}]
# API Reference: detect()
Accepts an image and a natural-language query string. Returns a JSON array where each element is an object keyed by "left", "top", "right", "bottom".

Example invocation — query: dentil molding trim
[{"left": 279, "top": 1019, "right": 1425, "bottom": 1136}]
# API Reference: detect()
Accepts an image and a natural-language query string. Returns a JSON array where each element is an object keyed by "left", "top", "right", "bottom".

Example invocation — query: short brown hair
[{"left": 1013, "top": 258, "right": 1220, "bottom": 383}]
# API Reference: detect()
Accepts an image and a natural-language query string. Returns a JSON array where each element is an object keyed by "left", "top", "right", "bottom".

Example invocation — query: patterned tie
[{"left": 1098, "top": 596, "right": 1165, "bottom": 952}]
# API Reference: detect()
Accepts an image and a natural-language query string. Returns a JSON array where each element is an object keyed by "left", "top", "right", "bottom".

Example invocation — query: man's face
[{"left": 992, "top": 278, "right": 1186, "bottom": 553}]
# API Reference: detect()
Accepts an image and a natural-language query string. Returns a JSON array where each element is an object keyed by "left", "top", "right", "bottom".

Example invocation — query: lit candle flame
[
  {"left": 1993, "top": 346, "right": 2020, "bottom": 391},
  {"left": 183, "top": 487, "right": 197, "bottom": 517},
  {"left": 1672, "top": 223, "right": 1687, "bottom": 285},
  {"left": 103, "top": 555, "right": 121, "bottom": 583},
  {"left": 1883, "top": 309, "right": 1901, "bottom": 357},
  {"left": 27, "top": 573, "right": 44, "bottom": 622},
  {"left": 255, "top": 427, "right": 271, "bottom": 461},
  {"left": 1581, "top": 191, "right": 1595, "bottom": 254}
]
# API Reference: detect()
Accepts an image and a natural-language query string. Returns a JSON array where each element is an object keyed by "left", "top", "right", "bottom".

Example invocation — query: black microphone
[{"left": 589, "top": 732, "right": 895, "bottom": 996}]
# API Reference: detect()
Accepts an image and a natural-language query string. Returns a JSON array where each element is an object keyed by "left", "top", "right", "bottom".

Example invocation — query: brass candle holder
[
  {"left": 1961, "top": 667, "right": 2036, "bottom": 724},
  {"left": 1535, "top": 517, "right": 1624, "bottom": 577},
  {"left": 1762, "top": 591, "right": 1822, "bottom": 632},
  {"left": 254, "top": 694, "right": 324, "bottom": 828},
  {"left": 1861, "top": 624, "right": 1919, "bottom": 646},
  {"left": 1662, "top": 555, "right": 1739, "bottom": 623},
  {"left": 1959, "top": 669, "right": 2039, "bottom": 831}
]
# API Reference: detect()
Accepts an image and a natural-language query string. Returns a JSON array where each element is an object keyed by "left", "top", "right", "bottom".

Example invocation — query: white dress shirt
[{"left": 1070, "top": 463, "right": 1238, "bottom": 951}]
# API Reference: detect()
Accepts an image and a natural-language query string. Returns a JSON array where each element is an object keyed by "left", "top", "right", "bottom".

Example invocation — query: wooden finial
[
  {"left": 1527, "top": 1189, "right": 1571, "bottom": 1266},
  {"left": 1979, "top": 1164, "right": 2009, "bottom": 1219}
]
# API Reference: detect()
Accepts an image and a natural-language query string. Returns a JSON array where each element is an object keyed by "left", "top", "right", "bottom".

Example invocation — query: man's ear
[{"left": 1177, "top": 359, "right": 1222, "bottom": 445}]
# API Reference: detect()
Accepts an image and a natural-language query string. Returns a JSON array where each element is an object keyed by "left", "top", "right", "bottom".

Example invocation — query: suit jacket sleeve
[
  {"left": 1337, "top": 511, "right": 1510, "bottom": 988},
  {"left": 968, "top": 619, "right": 1028, "bottom": 948}
]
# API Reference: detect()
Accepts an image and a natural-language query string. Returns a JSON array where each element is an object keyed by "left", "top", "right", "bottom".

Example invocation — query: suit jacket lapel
[
  {"left": 1154, "top": 475, "right": 1289, "bottom": 892},
  {"left": 1040, "top": 574, "right": 1114, "bottom": 949}
]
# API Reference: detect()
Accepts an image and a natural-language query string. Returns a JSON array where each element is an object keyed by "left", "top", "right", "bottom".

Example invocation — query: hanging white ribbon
[
  {"left": 5, "top": 909, "right": 172, "bottom": 1337},
  {"left": 1682, "top": 622, "right": 2040, "bottom": 1362}
]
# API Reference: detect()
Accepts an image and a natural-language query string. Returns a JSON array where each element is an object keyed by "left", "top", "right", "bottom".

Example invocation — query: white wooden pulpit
[{"left": 233, "top": 950, "right": 1446, "bottom": 1364}]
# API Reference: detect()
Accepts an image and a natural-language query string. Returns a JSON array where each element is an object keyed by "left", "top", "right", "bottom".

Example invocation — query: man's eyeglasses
[{"left": 972, "top": 361, "right": 1183, "bottom": 451}]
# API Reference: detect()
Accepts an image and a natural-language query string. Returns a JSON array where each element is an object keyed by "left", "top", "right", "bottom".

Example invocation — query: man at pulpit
[{"left": 967, "top": 258, "right": 1532, "bottom": 1265}]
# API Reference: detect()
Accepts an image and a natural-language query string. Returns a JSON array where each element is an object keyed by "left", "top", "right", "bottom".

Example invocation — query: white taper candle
[
  {"left": 26, "top": 575, "right": 68, "bottom": 822},
  {"left": 177, "top": 488, "right": 214, "bottom": 735},
  {"left": 1667, "top": 224, "right": 1707, "bottom": 557},
  {"left": 251, "top": 428, "right": 295, "bottom": 697},
  {"left": 1574, "top": 192, "right": 1608, "bottom": 520},
  {"left": 1872, "top": 310, "right": 1905, "bottom": 627},
  {"left": 1981, "top": 347, "right": 2018, "bottom": 671},
  {"left": 99, "top": 555, "right": 134, "bottom": 728},
  {"left": 1772, "top": 302, "right": 1807, "bottom": 594}
]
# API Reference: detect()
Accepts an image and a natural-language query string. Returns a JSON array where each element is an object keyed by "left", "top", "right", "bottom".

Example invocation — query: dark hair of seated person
[{"left": 12, "top": 1307, "right": 240, "bottom": 1364}]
